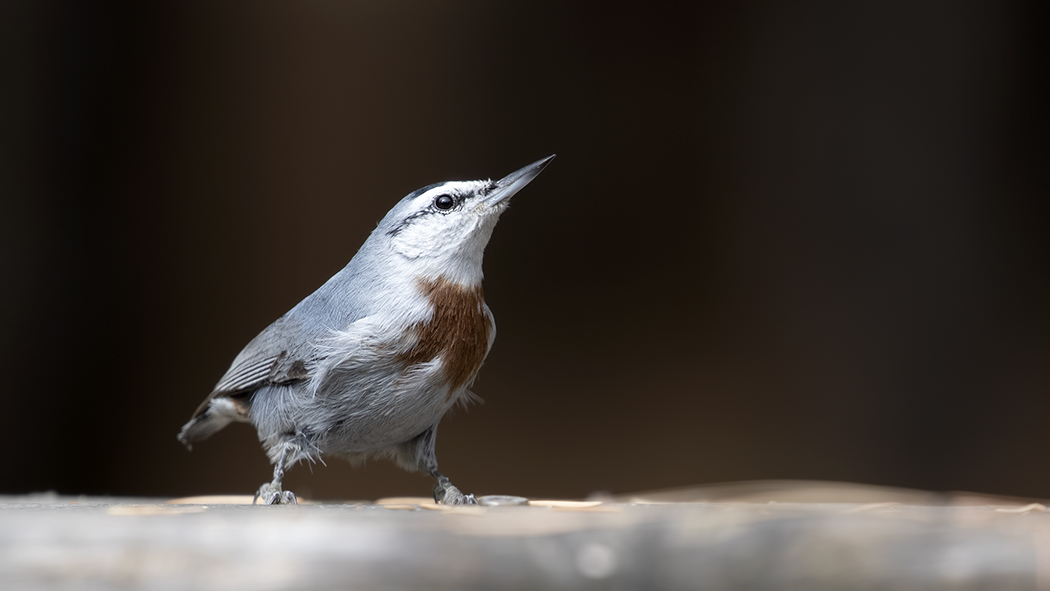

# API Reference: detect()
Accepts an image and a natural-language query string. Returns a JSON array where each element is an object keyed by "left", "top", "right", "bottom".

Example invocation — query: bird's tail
[{"left": 176, "top": 397, "right": 248, "bottom": 449}]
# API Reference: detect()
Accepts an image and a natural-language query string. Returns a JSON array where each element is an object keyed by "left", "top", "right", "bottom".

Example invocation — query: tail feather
[{"left": 177, "top": 397, "right": 248, "bottom": 449}]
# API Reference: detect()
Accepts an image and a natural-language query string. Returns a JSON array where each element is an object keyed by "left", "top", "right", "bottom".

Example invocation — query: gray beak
[{"left": 484, "top": 154, "right": 555, "bottom": 205}]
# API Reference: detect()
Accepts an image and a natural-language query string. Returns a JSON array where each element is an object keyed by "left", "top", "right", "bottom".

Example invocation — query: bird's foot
[
  {"left": 254, "top": 481, "right": 297, "bottom": 505},
  {"left": 433, "top": 476, "right": 477, "bottom": 505}
]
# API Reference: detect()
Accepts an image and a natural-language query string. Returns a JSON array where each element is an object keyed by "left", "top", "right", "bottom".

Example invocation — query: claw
[
  {"left": 433, "top": 476, "right": 478, "bottom": 506},
  {"left": 254, "top": 482, "right": 297, "bottom": 505}
]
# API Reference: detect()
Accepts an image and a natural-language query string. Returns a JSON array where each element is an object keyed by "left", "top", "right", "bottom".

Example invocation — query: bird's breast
[{"left": 396, "top": 276, "right": 493, "bottom": 396}]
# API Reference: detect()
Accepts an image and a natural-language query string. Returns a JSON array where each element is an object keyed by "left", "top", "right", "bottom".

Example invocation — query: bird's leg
[
  {"left": 254, "top": 445, "right": 297, "bottom": 505},
  {"left": 431, "top": 471, "right": 477, "bottom": 506},
  {"left": 409, "top": 426, "right": 477, "bottom": 505}
]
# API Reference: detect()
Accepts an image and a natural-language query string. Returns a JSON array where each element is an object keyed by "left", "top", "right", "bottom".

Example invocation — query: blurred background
[{"left": 1, "top": 1, "right": 1047, "bottom": 501}]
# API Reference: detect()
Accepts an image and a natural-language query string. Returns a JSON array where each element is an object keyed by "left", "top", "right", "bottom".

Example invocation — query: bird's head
[{"left": 368, "top": 155, "right": 554, "bottom": 286}]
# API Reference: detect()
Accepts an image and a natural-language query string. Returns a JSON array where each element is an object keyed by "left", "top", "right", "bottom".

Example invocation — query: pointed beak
[{"left": 484, "top": 154, "right": 555, "bottom": 206}]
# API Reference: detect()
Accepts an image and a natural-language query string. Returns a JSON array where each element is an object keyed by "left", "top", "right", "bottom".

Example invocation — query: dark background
[{"left": 2, "top": 1, "right": 1047, "bottom": 501}]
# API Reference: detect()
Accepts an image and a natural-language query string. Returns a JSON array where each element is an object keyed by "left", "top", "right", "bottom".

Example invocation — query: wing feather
[
  {"left": 213, "top": 357, "right": 277, "bottom": 393},
  {"left": 188, "top": 262, "right": 371, "bottom": 419}
]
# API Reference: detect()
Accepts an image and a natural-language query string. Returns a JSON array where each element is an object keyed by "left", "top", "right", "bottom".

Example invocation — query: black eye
[{"left": 434, "top": 194, "right": 455, "bottom": 210}]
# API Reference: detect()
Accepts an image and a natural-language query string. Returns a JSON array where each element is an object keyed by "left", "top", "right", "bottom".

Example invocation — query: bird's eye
[{"left": 435, "top": 194, "right": 455, "bottom": 210}]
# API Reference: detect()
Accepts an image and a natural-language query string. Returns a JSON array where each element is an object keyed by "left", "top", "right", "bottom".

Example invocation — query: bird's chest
[{"left": 396, "top": 276, "right": 493, "bottom": 394}]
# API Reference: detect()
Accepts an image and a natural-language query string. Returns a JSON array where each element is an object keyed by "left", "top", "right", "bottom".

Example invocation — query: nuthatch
[{"left": 178, "top": 155, "right": 554, "bottom": 504}]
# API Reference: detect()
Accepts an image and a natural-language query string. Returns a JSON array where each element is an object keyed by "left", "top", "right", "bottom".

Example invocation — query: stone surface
[{"left": 3, "top": 486, "right": 1049, "bottom": 590}]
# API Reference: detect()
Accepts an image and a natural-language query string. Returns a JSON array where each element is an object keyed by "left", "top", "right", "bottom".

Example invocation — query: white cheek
[
  {"left": 391, "top": 215, "right": 473, "bottom": 259},
  {"left": 389, "top": 213, "right": 494, "bottom": 286},
  {"left": 390, "top": 230, "right": 429, "bottom": 259}
]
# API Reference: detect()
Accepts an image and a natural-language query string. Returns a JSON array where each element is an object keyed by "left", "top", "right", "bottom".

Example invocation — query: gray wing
[
  {"left": 188, "top": 314, "right": 322, "bottom": 419},
  {"left": 190, "top": 260, "right": 375, "bottom": 418},
  {"left": 211, "top": 316, "right": 318, "bottom": 393}
]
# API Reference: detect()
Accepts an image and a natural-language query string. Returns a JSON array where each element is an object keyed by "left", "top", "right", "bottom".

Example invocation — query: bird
[{"left": 177, "top": 155, "right": 555, "bottom": 505}]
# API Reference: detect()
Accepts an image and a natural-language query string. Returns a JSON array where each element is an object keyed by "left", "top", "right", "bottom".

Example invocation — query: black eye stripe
[{"left": 386, "top": 191, "right": 463, "bottom": 236}]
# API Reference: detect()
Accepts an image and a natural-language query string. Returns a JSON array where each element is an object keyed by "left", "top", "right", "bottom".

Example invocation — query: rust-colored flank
[{"left": 398, "top": 276, "right": 492, "bottom": 396}]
